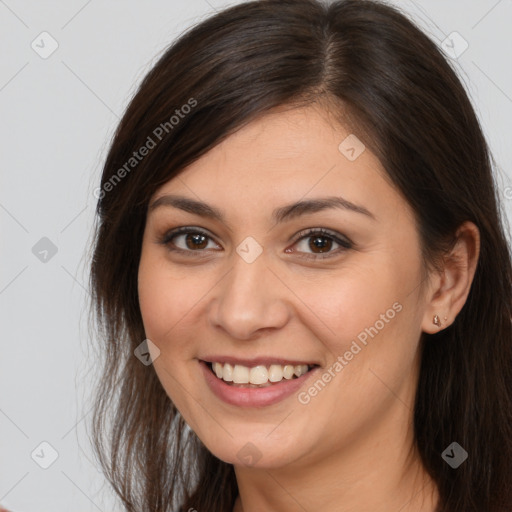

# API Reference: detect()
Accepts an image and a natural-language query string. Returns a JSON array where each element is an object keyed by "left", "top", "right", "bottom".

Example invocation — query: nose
[{"left": 208, "top": 248, "right": 291, "bottom": 341}]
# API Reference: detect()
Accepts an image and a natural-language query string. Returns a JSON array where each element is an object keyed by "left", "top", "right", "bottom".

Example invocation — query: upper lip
[{"left": 200, "top": 356, "right": 319, "bottom": 367}]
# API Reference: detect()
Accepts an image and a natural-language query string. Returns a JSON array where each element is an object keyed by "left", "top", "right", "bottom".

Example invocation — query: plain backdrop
[{"left": 1, "top": 0, "right": 511, "bottom": 510}]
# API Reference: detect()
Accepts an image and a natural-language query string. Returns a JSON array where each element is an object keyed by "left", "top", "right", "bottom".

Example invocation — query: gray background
[{"left": 1, "top": 1, "right": 511, "bottom": 511}]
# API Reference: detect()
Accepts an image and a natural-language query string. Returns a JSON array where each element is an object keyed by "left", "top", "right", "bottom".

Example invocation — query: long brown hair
[{"left": 88, "top": 1, "right": 512, "bottom": 510}]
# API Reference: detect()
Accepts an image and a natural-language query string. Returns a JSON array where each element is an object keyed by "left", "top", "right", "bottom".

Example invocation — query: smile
[
  {"left": 199, "top": 358, "right": 320, "bottom": 407},
  {"left": 208, "top": 361, "right": 313, "bottom": 387}
]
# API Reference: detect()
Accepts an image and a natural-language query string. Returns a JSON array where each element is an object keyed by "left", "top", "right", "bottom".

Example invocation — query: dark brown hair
[{"left": 88, "top": 1, "right": 512, "bottom": 510}]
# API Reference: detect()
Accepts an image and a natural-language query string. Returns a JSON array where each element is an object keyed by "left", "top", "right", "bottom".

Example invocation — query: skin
[{"left": 138, "top": 103, "right": 480, "bottom": 512}]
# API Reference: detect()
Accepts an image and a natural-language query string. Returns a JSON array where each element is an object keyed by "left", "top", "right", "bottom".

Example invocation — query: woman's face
[{"left": 138, "top": 104, "right": 432, "bottom": 469}]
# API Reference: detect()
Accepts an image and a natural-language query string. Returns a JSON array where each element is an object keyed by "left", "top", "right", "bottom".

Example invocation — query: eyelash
[{"left": 158, "top": 226, "right": 353, "bottom": 260}]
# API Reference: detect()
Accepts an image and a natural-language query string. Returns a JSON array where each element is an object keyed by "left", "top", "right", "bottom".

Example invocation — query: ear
[{"left": 421, "top": 221, "right": 480, "bottom": 334}]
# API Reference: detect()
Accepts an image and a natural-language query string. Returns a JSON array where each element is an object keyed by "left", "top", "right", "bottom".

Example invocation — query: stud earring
[{"left": 433, "top": 314, "right": 441, "bottom": 327}]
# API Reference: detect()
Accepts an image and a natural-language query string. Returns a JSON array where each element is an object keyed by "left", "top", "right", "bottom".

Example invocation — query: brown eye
[
  {"left": 184, "top": 232, "right": 208, "bottom": 250},
  {"left": 160, "top": 226, "right": 352, "bottom": 260},
  {"left": 307, "top": 235, "right": 334, "bottom": 253},
  {"left": 160, "top": 227, "right": 220, "bottom": 254},
  {"left": 289, "top": 228, "right": 352, "bottom": 260}
]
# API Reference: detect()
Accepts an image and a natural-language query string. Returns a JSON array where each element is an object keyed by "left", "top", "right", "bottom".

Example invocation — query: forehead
[{"left": 152, "top": 105, "right": 410, "bottom": 224}]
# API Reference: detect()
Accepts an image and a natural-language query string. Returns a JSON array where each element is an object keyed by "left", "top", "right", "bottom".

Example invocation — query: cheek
[
  {"left": 310, "top": 251, "right": 422, "bottom": 382},
  {"left": 295, "top": 281, "right": 421, "bottom": 445},
  {"left": 138, "top": 248, "right": 223, "bottom": 365},
  {"left": 137, "top": 248, "right": 194, "bottom": 350},
  {"left": 315, "top": 261, "right": 401, "bottom": 341},
  {"left": 137, "top": 251, "right": 204, "bottom": 425}
]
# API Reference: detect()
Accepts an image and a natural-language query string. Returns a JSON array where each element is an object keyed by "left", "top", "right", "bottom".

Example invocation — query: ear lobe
[{"left": 421, "top": 221, "right": 480, "bottom": 334}]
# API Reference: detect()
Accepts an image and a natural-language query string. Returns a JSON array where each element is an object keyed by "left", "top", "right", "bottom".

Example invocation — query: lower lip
[{"left": 199, "top": 361, "right": 318, "bottom": 407}]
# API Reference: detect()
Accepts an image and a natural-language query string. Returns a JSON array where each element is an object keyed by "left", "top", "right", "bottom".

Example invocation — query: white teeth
[
  {"left": 210, "top": 361, "right": 312, "bottom": 385},
  {"left": 268, "top": 364, "right": 283, "bottom": 382},
  {"left": 283, "top": 365, "right": 294, "bottom": 379},
  {"left": 213, "top": 362, "right": 223, "bottom": 379},
  {"left": 233, "top": 365, "right": 249, "bottom": 384},
  {"left": 249, "top": 365, "right": 268, "bottom": 385},
  {"left": 294, "top": 364, "right": 308, "bottom": 377},
  {"left": 223, "top": 363, "right": 234, "bottom": 382}
]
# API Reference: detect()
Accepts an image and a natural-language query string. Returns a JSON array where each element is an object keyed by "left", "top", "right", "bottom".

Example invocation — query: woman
[{"left": 88, "top": 0, "right": 512, "bottom": 511}]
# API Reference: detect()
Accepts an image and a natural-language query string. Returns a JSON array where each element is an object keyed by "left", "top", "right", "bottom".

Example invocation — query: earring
[{"left": 433, "top": 314, "right": 441, "bottom": 327}]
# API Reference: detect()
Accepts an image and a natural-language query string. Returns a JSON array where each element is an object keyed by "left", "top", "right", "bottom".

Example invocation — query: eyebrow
[{"left": 148, "top": 194, "right": 376, "bottom": 226}]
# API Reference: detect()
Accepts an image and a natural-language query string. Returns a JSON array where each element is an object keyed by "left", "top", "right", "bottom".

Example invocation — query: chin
[{"left": 197, "top": 427, "right": 309, "bottom": 470}]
